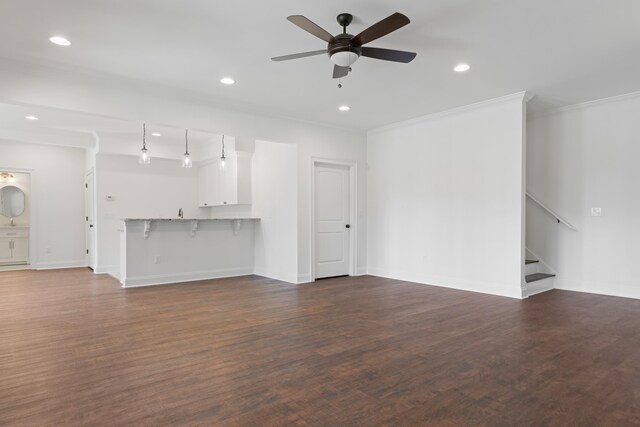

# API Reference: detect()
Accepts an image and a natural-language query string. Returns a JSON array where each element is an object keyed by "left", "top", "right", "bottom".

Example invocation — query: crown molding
[
  {"left": 368, "top": 91, "right": 531, "bottom": 135},
  {"left": 528, "top": 90, "right": 640, "bottom": 120}
]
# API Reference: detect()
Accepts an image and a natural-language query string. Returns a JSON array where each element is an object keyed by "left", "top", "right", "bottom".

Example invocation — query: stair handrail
[{"left": 526, "top": 191, "right": 578, "bottom": 231}]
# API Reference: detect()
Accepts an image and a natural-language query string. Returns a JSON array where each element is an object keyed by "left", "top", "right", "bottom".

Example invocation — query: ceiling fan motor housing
[{"left": 328, "top": 33, "right": 361, "bottom": 67}]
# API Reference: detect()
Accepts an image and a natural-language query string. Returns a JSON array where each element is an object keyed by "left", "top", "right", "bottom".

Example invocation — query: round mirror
[{"left": 0, "top": 186, "right": 25, "bottom": 218}]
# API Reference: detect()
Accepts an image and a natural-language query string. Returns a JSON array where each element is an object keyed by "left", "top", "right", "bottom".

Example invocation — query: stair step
[
  {"left": 526, "top": 273, "right": 555, "bottom": 283},
  {"left": 525, "top": 259, "right": 539, "bottom": 264}
]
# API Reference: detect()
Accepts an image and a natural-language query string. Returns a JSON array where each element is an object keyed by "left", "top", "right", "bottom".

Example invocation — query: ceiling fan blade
[
  {"left": 333, "top": 65, "right": 349, "bottom": 79},
  {"left": 351, "top": 12, "right": 410, "bottom": 46},
  {"left": 271, "top": 49, "right": 327, "bottom": 62},
  {"left": 361, "top": 47, "right": 417, "bottom": 63},
  {"left": 287, "top": 15, "right": 337, "bottom": 43}
]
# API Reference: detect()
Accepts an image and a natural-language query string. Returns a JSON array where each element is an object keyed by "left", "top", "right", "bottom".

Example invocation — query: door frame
[
  {"left": 0, "top": 166, "right": 34, "bottom": 269},
  {"left": 310, "top": 157, "right": 358, "bottom": 281},
  {"left": 85, "top": 168, "right": 97, "bottom": 271}
]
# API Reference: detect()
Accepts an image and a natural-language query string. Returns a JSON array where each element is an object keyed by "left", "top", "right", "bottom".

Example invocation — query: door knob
[{"left": 345, "top": 224, "right": 351, "bottom": 229}]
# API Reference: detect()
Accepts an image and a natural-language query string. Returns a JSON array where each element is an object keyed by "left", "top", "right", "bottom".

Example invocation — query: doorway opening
[{"left": 0, "top": 170, "right": 31, "bottom": 271}]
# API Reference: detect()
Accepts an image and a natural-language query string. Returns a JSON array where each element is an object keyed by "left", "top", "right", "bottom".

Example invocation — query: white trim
[
  {"left": 367, "top": 267, "right": 523, "bottom": 300},
  {"left": 297, "top": 273, "right": 313, "bottom": 284},
  {"left": 529, "top": 89, "right": 640, "bottom": 120},
  {"left": 252, "top": 270, "right": 298, "bottom": 284},
  {"left": 33, "top": 260, "right": 88, "bottom": 270},
  {"left": 95, "top": 264, "right": 119, "bottom": 275},
  {"left": 0, "top": 264, "right": 31, "bottom": 272},
  {"left": 355, "top": 267, "right": 367, "bottom": 276},
  {"left": 309, "top": 157, "right": 358, "bottom": 281},
  {"left": 84, "top": 168, "right": 97, "bottom": 270},
  {"left": 0, "top": 166, "right": 34, "bottom": 267},
  {"left": 554, "top": 279, "right": 640, "bottom": 301},
  {"left": 523, "top": 276, "right": 555, "bottom": 298},
  {"left": 121, "top": 266, "right": 254, "bottom": 288},
  {"left": 368, "top": 91, "right": 531, "bottom": 135}
]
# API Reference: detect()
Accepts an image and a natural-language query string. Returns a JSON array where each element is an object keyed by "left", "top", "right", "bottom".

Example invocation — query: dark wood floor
[{"left": 1, "top": 269, "right": 640, "bottom": 426}]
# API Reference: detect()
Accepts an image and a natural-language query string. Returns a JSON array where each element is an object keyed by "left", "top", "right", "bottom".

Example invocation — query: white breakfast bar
[{"left": 120, "top": 218, "right": 259, "bottom": 287}]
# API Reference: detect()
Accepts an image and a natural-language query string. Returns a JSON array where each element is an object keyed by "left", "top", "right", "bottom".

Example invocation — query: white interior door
[
  {"left": 314, "top": 163, "right": 350, "bottom": 279},
  {"left": 85, "top": 170, "right": 96, "bottom": 270}
]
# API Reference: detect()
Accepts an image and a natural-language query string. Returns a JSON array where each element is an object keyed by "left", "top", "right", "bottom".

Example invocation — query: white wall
[
  {"left": 0, "top": 140, "right": 86, "bottom": 268},
  {"left": 0, "top": 60, "right": 367, "bottom": 282},
  {"left": 527, "top": 92, "right": 640, "bottom": 299},
  {"left": 95, "top": 153, "right": 198, "bottom": 275},
  {"left": 367, "top": 93, "right": 528, "bottom": 299},
  {"left": 252, "top": 140, "right": 298, "bottom": 283}
]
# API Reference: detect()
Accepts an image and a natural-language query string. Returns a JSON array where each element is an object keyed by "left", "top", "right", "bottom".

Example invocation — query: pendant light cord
[
  {"left": 142, "top": 123, "right": 147, "bottom": 149},
  {"left": 185, "top": 129, "right": 189, "bottom": 155}
]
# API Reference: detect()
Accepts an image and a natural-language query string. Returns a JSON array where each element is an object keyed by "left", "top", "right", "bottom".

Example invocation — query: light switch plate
[{"left": 591, "top": 208, "right": 602, "bottom": 217}]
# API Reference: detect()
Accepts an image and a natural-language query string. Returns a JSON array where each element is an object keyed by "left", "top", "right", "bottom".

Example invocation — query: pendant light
[
  {"left": 220, "top": 135, "right": 226, "bottom": 169},
  {"left": 182, "top": 129, "right": 192, "bottom": 168},
  {"left": 139, "top": 123, "right": 151, "bottom": 165}
]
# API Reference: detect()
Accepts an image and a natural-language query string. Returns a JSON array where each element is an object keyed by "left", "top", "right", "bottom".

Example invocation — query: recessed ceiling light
[
  {"left": 220, "top": 77, "right": 235, "bottom": 85},
  {"left": 454, "top": 63, "right": 470, "bottom": 72},
  {"left": 49, "top": 36, "right": 71, "bottom": 46},
  {"left": 151, "top": 132, "right": 162, "bottom": 137},
  {"left": 25, "top": 115, "right": 39, "bottom": 121},
  {"left": 338, "top": 105, "right": 350, "bottom": 112}
]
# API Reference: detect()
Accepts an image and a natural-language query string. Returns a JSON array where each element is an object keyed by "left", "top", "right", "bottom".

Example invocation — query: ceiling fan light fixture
[{"left": 330, "top": 51, "right": 360, "bottom": 68}]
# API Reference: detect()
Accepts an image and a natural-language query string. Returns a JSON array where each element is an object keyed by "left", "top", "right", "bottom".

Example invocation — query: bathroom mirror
[{"left": 0, "top": 186, "right": 25, "bottom": 218}]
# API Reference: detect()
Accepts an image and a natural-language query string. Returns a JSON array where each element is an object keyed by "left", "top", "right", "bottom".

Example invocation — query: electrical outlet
[
  {"left": 154, "top": 255, "right": 161, "bottom": 264},
  {"left": 591, "top": 208, "right": 602, "bottom": 217}
]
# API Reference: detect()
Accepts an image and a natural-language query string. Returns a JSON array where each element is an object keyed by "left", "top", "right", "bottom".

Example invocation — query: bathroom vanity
[
  {"left": 0, "top": 226, "right": 29, "bottom": 265},
  {"left": 119, "top": 217, "right": 259, "bottom": 287}
]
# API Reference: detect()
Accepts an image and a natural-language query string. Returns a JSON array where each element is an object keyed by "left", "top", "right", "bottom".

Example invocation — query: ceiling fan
[{"left": 271, "top": 12, "right": 417, "bottom": 79}]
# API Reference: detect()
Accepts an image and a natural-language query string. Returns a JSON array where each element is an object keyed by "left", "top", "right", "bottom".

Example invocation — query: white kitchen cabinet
[
  {"left": 0, "top": 227, "right": 29, "bottom": 265},
  {"left": 197, "top": 162, "right": 214, "bottom": 207},
  {"left": 198, "top": 152, "right": 252, "bottom": 207}
]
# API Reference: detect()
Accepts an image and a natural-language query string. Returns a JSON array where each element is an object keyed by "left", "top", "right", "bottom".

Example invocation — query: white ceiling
[
  {"left": 0, "top": 102, "right": 220, "bottom": 155},
  {"left": 0, "top": 0, "right": 639, "bottom": 130}
]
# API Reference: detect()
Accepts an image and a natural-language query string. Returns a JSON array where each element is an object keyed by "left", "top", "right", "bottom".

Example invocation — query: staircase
[{"left": 523, "top": 258, "right": 555, "bottom": 297}]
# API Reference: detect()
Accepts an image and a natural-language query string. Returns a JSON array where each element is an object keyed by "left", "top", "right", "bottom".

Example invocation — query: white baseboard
[
  {"left": 355, "top": 267, "right": 367, "bottom": 276},
  {"left": 367, "top": 267, "right": 523, "bottom": 299},
  {"left": 297, "top": 273, "right": 312, "bottom": 284},
  {"left": 253, "top": 269, "right": 298, "bottom": 284},
  {"left": 554, "top": 278, "right": 640, "bottom": 300},
  {"left": 523, "top": 277, "right": 555, "bottom": 298},
  {"left": 122, "top": 266, "right": 254, "bottom": 288},
  {"left": 95, "top": 264, "right": 119, "bottom": 275},
  {"left": 33, "top": 260, "right": 88, "bottom": 270}
]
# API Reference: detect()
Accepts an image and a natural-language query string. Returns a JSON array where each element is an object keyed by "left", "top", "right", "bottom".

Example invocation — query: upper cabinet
[{"left": 198, "top": 152, "right": 252, "bottom": 207}]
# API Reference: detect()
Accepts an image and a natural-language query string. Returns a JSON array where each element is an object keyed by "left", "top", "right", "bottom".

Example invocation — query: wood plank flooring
[{"left": 1, "top": 269, "right": 640, "bottom": 426}]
